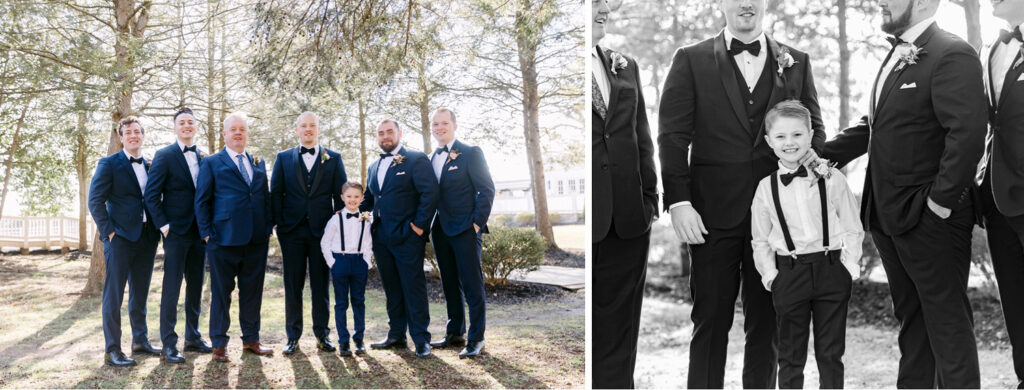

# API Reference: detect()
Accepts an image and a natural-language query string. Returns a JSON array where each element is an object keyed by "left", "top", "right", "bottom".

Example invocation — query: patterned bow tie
[
  {"left": 886, "top": 36, "right": 907, "bottom": 48},
  {"left": 183, "top": 145, "right": 197, "bottom": 153},
  {"left": 379, "top": 152, "right": 393, "bottom": 159},
  {"left": 300, "top": 146, "right": 316, "bottom": 155},
  {"left": 780, "top": 165, "right": 808, "bottom": 186},
  {"left": 728, "top": 39, "right": 761, "bottom": 56},
  {"left": 129, "top": 156, "right": 145, "bottom": 165},
  {"left": 346, "top": 212, "right": 359, "bottom": 219},
  {"left": 999, "top": 26, "right": 1023, "bottom": 44},
  {"left": 435, "top": 145, "right": 449, "bottom": 155}
]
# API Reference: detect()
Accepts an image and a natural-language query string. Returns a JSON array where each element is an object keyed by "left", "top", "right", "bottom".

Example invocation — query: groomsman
[
  {"left": 658, "top": 0, "right": 825, "bottom": 386},
  {"left": 591, "top": 0, "right": 658, "bottom": 388},
  {"left": 144, "top": 107, "right": 212, "bottom": 363},
  {"left": 88, "top": 116, "right": 162, "bottom": 367},
  {"left": 271, "top": 112, "right": 346, "bottom": 355},
  {"left": 195, "top": 112, "right": 275, "bottom": 362},
  {"left": 360, "top": 119, "right": 438, "bottom": 358},
  {"left": 823, "top": 0, "right": 987, "bottom": 386},
  {"left": 426, "top": 108, "right": 495, "bottom": 359},
  {"left": 978, "top": 2, "right": 1024, "bottom": 387}
]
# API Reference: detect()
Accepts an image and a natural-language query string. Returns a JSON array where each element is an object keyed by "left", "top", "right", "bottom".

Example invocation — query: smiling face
[
  {"left": 376, "top": 120, "right": 402, "bottom": 153},
  {"left": 592, "top": 0, "right": 610, "bottom": 45},
  {"left": 222, "top": 116, "right": 249, "bottom": 153},
  {"left": 430, "top": 110, "right": 457, "bottom": 147},
  {"left": 721, "top": 0, "right": 765, "bottom": 37},
  {"left": 342, "top": 186, "right": 363, "bottom": 211},
  {"left": 766, "top": 117, "right": 812, "bottom": 169},
  {"left": 294, "top": 112, "right": 320, "bottom": 147},
  {"left": 174, "top": 113, "right": 197, "bottom": 145},
  {"left": 993, "top": 0, "right": 1024, "bottom": 25},
  {"left": 120, "top": 122, "right": 145, "bottom": 156}
]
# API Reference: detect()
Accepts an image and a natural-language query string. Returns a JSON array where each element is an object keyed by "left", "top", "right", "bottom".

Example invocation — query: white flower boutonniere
[
  {"left": 391, "top": 154, "right": 405, "bottom": 167},
  {"left": 321, "top": 149, "right": 330, "bottom": 164},
  {"left": 252, "top": 155, "right": 262, "bottom": 165},
  {"left": 807, "top": 158, "right": 837, "bottom": 186},
  {"left": 893, "top": 43, "right": 925, "bottom": 72},
  {"left": 777, "top": 46, "right": 797, "bottom": 77},
  {"left": 609, "top": 51, "right": 628, "bottom": 75},
  {"left": 198, "top": 150, "right": 206, "bottom": 159},
  {"left": 359, "top": 211, "right": 372, "bottom": 222},
  {"left": 1014, "top": 47, "right": 1024, "bottom": 70},
  {"left": 447, "top": 149, "right": 461, "bottom": 164}
]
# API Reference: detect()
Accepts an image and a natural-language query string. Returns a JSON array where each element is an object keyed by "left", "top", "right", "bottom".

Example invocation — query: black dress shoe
[
  {"left": 317, "top": 337, "right": 336, "bottom": 352},
  {"left": 338, "top": 342, "right": 352, "bottom": 356},
  {"left": 414, "top": 343, "right": 431, "bottom": 358},
  {"left": 183, "top": 338, "right": 212, "bottom": 353},
  {"left": 429, "top": 333, "right": 466, "bottom": 348},
  {"left": 131, "top": 340, "right": 161, "bottom": 356},
  {"left": 370, "top": 337, "right": 407, "bottom": 349},
  {"left": 353, "top": 339, "right": 366, "bottom": 355},
  {"left": 459, "top": 340, "right": 484, "bottom": 358},
  {"left": 105, "top": 351, "right": 137, "bottom": 367},
  {"left": 162, "top": 347, "right": 185, "bottom": 364},
  {"left": 282, "top": 339, "right": 299, "bottom": 355}
]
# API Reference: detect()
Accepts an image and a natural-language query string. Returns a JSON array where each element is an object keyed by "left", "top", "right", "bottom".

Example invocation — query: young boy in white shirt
[
  {"left": 320, "top": 182, "right": 373, "bottom": 356},
  {"left": 751, "top": 100, "right": 864, "bottom": 389}
]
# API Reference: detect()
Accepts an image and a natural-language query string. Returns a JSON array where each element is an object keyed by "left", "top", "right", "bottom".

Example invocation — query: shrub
[
  {"left": 514, "top": 212, "right": 535, "bottom": 226},
  {"left": 548, "top": 212, "right": 562, "bottom": 224},
  {"left": 481, "top": 226, "right": 546, "bottom": 287},
  {"left": 492, "top": 214, "right": 511, "bottom": 227}
]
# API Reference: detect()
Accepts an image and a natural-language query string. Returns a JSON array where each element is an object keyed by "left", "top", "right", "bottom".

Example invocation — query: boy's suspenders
[
  {"left": 338, "top": 216, "right": 367, "bottom": 253},
  {"left": 770, "top": 173, "right": 829, "bottom": 257}
]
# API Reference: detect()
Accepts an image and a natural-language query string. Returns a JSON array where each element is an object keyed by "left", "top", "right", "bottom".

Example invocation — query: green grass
[{"left": 0, "top": 253, "right": 583, "bottom": 388}]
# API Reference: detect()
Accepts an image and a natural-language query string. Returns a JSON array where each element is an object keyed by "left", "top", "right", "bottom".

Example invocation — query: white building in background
[{"left": 491, "top": 169, "right": 584, "bottom": 222}]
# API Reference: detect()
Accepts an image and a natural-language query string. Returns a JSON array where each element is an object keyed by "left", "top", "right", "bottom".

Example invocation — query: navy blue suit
[
  {"left": 428, "top": 140, "right": 494, "bottom": 342},
  {"left": 88, "top": 151, "right": 160, "bottom": 353},
  {"left": 360, "top": 146, "right": 438, "bottom": 345},
  {"left": 144, "top": 142, "right": 207, "bottom": 349},
  {"left": 195, "top": 148, "right": 273, "bottom": 348},
  {"left": 270, "top": 146, "right": 346, "bottom": 340}
]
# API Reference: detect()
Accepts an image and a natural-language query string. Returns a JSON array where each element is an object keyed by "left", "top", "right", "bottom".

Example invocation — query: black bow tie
[
  {"left": 780, "top": 165, "right": 808, "bottom": 186},
  {"left": 129, "top": 156, "right": 145, "bottom": 165},
  {"left": 435, "top": 145, "right": 449, "bottom": 155},
  {"left": 379, "top": 152, "right": 393, "bottom": 159},
  {"left": 886, "top": 36, "right": 907, "bottom": 48},
  {"left": 999, "top": 26, "right": 1023, "bottom": 44},
  {"left": 183, "top": 145, "right": 197, "bottom": 153},
  {"left": 728, "top": 39, "right": 761, "bottom": 56},
  {"left": 300, "top": 146, "right": 316, "bottom": 155},
  {"left": 346, "top": 212, "right": 359, "bottom": 219}
]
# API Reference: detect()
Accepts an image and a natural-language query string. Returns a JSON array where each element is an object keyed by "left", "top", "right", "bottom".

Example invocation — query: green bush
[
  {"left": 514, "top": 212, "right": 535, "bottom": 227},
  {"left": 481, "top": 226, "right": 546, "bottom": 287},
  {"left": 548, "top": 212, "right": 562, "bottom": 224},
  {"left": 492, "top": 214, "right": 511, "bottom": 227}
]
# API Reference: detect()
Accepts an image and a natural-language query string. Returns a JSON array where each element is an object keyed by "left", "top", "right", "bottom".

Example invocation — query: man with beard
[
  {"left": 823, "top": 0, "right": 987, "bottom": 386},
  {"left": 271, "top": 112, "right": 346, "bottom": 355},
  {"left": 658, "top": 0, "right": 825, "bottom": 386},
  {"left": 360, "top": 119, "right": 438, "bottom": 358}
]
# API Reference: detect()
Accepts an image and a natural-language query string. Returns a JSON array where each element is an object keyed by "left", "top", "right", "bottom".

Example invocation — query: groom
[
  {"left": 823, "top": 0, "right": 987, "bottom": 386},
  {"left": 658, "top": 0, "right": 825, "bottom": 386}
]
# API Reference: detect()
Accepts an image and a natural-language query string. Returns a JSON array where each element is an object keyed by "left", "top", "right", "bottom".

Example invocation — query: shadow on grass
[
  {"left": 201, "top": 358, "right": 230, "bottom": 388},
  {"left": 397, "top": 349, "right": 485, "bottom": 388},
  {"left": 0, "top": 294, "right": 97, "bottom": 366},
  {"left": 286, "top": 350, "right": 327, "bottom": 388},
  {"left": 238, "top": 351, "right": 272, "bottom": 387},
  {"left": 468, "top": 353, "right": 549, "bottom": 389}
]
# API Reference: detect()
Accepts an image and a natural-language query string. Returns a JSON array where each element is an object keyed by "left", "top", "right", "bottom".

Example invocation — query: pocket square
[
  {"left": 1018, "top": 73, "right": 1024, "bottom": 81},
  {"left": 448, "top": 165, "right": 458, "bottom": 171},
  {"left": 900, "top": 82, "right": 916, "bottom": 89},
  {"left": 396, "top": 171, "right": 406, "bottom": 175}
]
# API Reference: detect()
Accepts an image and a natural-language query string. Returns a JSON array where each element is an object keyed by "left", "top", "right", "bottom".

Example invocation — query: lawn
[{"left": 0, "top": 252, "right": 583, "bottom": 388}]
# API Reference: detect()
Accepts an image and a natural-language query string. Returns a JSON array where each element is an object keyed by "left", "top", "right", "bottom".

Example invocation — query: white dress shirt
[
  {"left": 990, "top": 23, "right": 1024, "bottom": 105},
  {"left": 750, "top": 162, "right": 865, "bottom": 290},
  {"left": 178, "top": 140, "right": 200, "bottom": 185},
  {"left": 320, "top": 210, "right": 373, "bottom": 269},
  {"left": 124, "top": 150, "right": 148, "bottom": 223},
  {"left": 226, "top": 147, "right": 253, "bottom": 182},
  {"left": 875, "top": 17, "right": 935, "bottom": 109},
  {"left": 377, "top": 145, "right": 403, "bottom": 190},
  {"left": 299, "top": 144, "right": 319, "bottom": 172},
  {"left": 724, "top": 29, "right": 768, "bottom": 93},
  {"left": 591, "top": 46, "right": 611, "bottom": 105},
  {"left": 430, "top": 139, "right": 456, "bottom": 182}
]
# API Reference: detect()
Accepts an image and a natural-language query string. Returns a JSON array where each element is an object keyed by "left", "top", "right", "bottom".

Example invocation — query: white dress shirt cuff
[
  {"left": 160, "top": 224, "right": 169, "bottom": 236},
  {"left": 668, "top": 201, "right": 692, "bottom": 210}
]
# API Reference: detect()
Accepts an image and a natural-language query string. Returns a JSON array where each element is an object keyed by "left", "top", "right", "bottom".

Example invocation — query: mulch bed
[{"left": 543, "top": 248, "right": 584, "bottom": 268}]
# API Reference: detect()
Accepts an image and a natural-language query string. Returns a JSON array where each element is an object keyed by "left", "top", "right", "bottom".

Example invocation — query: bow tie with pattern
[
  {"left": 728, "top": 39, "right": 761, "bottom": 56},
  {"left": 780, "top": 165, "right": 808, "bottom": 186},
  {"left": 435, "top": 145, "right": 449, "bottom": 155},
  {"left": 129, "top": 156, "right": 145, "bottom": 165},
  {"left": 999, "top": 26, "right": 1023, "bottom": 44},
  {"left": 346, "top": 212, "right": 359, "bottom": 219},
  {"left": 300, "top": 146, "right": 316, "bottom": 155},
  {"left": 886, "top": 36, "right": 907, "bottom": 48},
  {"left": 183, "top": 145, "right": 197, "bottom": 153}
]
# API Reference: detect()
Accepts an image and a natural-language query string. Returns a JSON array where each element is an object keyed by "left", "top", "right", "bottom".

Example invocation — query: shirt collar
[
  {"left": 226, "top": 147, "right": 247, "bottom": 160},
  {"left": 123, "top": 149, "right": 142, "bottom": 160},
  {"left": 724, "top": 28, "right": 766, "bottom": 51},
  {"left": 444, "top": 139, "right": 456, "bottom": 152},
  {"left": 778, "top": 160, "right": 803, "bottom": 174},
  {"left": 177, "top": 139, "right": 194, "bottom": 152},
  {"left": 899, "top": 17, "right": 935, "bottom": 44},
  {"left": 385, "top": 145, "right": 404, "bottom": 157}
]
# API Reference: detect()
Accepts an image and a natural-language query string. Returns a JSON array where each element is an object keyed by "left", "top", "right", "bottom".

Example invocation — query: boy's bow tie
[{"left": 780, "top": 166, "right": 808, "bottom": 186}]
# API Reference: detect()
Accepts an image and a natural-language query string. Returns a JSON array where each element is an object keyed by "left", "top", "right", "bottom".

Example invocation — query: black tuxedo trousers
[
  {"left": 593, "top": 225, "right": 649, "bottom": 389},
  {"left": 981, "top": 172, "right": 1024, "bottom": 388}
]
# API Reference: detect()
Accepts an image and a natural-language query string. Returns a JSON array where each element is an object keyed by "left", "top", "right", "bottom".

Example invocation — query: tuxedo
[
  {"left": 88, "top": 150, "right": 160, "bottom": 353},
  {"left": 359, "top": 145, "right": 438, "bottom": 345},
  {"left": 591, "top": 45, "right": 657, "bottom": 389},
  {"left": 144, "top": 141, "right": 207, "bottom": 349},
  {"left": 194, "top": 148, "right": 273, "bottom": 348},
  {"left": 978, "top": 26, "right": 1024, "bottom": 389},
  {"left": 428, "top": 139, "right": 495, "bottom": 343},
  {"left": 658, "top": 30, "right": 825, "bottom": 389},
  {"left": 270, "top": 145, "right": 346, "bottom": 341},
  {"left": 824, "top": 21, "right": 986, "bottom": 388}
]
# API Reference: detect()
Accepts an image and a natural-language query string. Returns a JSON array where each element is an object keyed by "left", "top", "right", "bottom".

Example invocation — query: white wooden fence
[{"left": 0, "top": 216, "right": 94, "bottom": 253}]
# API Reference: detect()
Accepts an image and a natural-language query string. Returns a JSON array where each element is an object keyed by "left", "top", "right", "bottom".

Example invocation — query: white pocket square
[
  {"left": 1017, "top": 73, "right": 1024, "bottom": 81},
  {"left": 900, "top": 82, "right": 916, "bottom": 89},
  {"left": 396, "top": 171, "right": 406, "bottom": 175},
  {"left": 448, "top": 165, "right": 458, "bottom": 171}
]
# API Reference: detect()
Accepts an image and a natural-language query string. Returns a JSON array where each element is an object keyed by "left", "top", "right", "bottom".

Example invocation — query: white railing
[{"left": 0, "top": 216, "right": 94, "bottom": 252}]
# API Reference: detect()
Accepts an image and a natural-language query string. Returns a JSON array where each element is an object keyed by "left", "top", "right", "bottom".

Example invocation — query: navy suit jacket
[
  {"left": 88, "top": 151, "right": 153, "bottom": 243},
  {"left": 194, "top": 148, "right": 273, "bottom": 246},
  {"left": 431, "top": 140, "right": 495, "bottom": 236},
  {"left": 360, "top": 147, "right": 439, "bottom": 246},
  {"left": 270, "top": 146, "right": 346, "bottom": 237},
  {"left": 145, "top": 143, "right": 205, "bottom": 234}
]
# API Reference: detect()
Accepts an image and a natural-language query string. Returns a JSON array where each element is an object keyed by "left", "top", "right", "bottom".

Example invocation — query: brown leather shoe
[
  {"left": 212, "top": 346, "right": 229, "bottom": 362},
  {"left": 242, "top": 341, "right": 273, "bottom": 356}
]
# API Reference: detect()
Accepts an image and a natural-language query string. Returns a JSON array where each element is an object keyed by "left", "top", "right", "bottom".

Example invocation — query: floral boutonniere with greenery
[
  {"left": 446, "top": 149, "right": 461, "bottom": 164},
  {"left": 320, "top": 149, "right": 330, "bottom": 164},
  {"left": 777, "top": 46, "right": 797, "bottom": 77},
  {"left": 807, "top": 158, "right": 838, "bottom": 186},
  {"left": 609, "top": 51, "right": 628, "bottom": 76},
  {"left": 893, "top": 43, "right": 925, "bottom": 72},
  {"left": 1015, "top": 47, "right": 1024, "bottom": 70},
  {"left": 359, "top": 211, "right": 372, "bottom": 222},
  {"left": 252, "top": 155, "right": 262, "bottom": 165},
  {"left": 198, "top": 150, "right": 206, "bottom": 159},
  {"left": 391, "top": 154, "right": 405, "bottom": 167}
]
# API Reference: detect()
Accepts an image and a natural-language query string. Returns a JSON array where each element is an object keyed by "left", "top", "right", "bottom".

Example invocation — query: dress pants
[
  {"left": 870, "top": 203, "right": 980, "bottom": 388},
  {"left": 981, "top": 174, "right": 1024, "bottom": 389},
  {"left": 159, "top": 225, "right": 206, "bottom": 348},
  {"left": 593, "top": 226, "right": 650, "bottom": 389},
  {"left": 280, "top": 224, "right": 331, "bottom": 340},
  {"left": 430, "top": 223, "right": 487, "bottom": 341},
  {"left": 330, "top": 253, "right": 368, "bottom": 343},
  {"left": 208, "top": 240, "right": 268, "bottom": 348},
  {"left": 772, "top": 251, "right": 851, "bottom": 389},
  {"left": 688, "top": 217, "right": 778, "bottom": 389},
  {"left": 373, "top": 232, "right": 431, "bottom": 346},
  {"left": 102, "top": 226, "right": 159, "bottom": 353}
]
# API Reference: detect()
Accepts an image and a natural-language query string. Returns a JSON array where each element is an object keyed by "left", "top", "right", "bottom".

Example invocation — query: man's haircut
[
  {"left": 765, "top": 99, "right": 811, "bottom": 132},
  {"left": 433, "top": 107, "right": 457, "bottom": 124},
  {"left": 118, "top": 116, "right": 144, "bottom": 136},
  {"left": 173, "top": 107, "right": 194, "bottom": 122},
  {"left": 342, "top": 181, "right": 364, "bottom": 193},
  {"left": 379, "top": 118, "right": 400, "bottom": 132}
]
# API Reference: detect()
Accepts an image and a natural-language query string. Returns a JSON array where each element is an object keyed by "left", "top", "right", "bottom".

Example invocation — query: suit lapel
[
  {"left": 219, "top": 150, "right": 248, "bottom": 188},
  {"left": 596, "top": 46, "right": 617, "bottom": 125},
  {"left": 713, "top": 32, "right": 752, "bottom": 134},
  {"left": 120, "top": 152, "right": 143, "bottom": 197},
  {"left": 171, "top": 144, "right": 195, "bottom": 189},
  {"left": 439, "top": 141, "right": 460, "bottom": 184},
  {"left": 876, "top": 23, "right": 938, "bottom": 119},
  {"left": 292, "top": 147, "right": 308, "bottom": 195},
  {"left": 987, "top": 42, "right": 1000, "bottom": 109},
  {"left": 309, "top": 148, "right": 326, "bottom": 194},
  {"left": 380, "top": 149, "right": 403, "bottom": 191},
  {"left": 753, "top": 38, "right": 787, "bottom": 147},
  {"left": 997, "top": 49, "right": 1024, "bottom": 111}
]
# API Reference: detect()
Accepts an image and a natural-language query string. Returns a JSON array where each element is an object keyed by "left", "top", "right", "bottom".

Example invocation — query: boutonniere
[
  {"left": 807, "top": 158, "right": 837, "bottom": 186},
  {"left": 391, "top": 154, "right": 405, "bottom": 167},
  {"left": 609, "top": 51, "right": 628, "bottom": 75},
  {"left": 446, "top": 149, "right": 461, "bottom": 164},
  {"left": 893, "top": 43, "right": 925, "bottom": 72},
  {"left": 145, "top": 159, "right": 151, "bottom": 168},
  {"left": 359, "top": 211, "right": 371, "bottom": 222},
  {"left": 776, "top": 46, "right": 797, "bottom": 77},
  {"left": 198, "top": 151, "right": 206, "bottom": 159},
  {"left": 320, "top": 149, "right": 330, "bottom": 163},
  {"left": 1014, "top": 47, "right": 1024, "bottom": 70},
  {"left": 252, "top": 155, "right": 262, "bottom": 165}
]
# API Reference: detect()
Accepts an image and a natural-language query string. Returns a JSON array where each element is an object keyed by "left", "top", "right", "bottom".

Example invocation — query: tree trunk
[
  {"left": 77, "top": 107, "right": 89, "bottom": 251},
  {"left": 359, "top": 99, "right": 367, "bottom": 186},
  {"left": 206, "top": 0, "right": 217, "bottom": 150},
  {"left": 417, "top": 61, "right": 432, "bottom": 152},
  {"left": 0, "top": 97, "right": 32, "bottom": 224},
  {"left": 837, "top": 0, "right": 851, "bottom": 129}
]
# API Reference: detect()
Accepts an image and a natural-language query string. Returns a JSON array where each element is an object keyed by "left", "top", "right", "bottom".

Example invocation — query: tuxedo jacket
[
  {"left": 270, "top": 146, "right": 346, "bottom": 237},
  {"left": 88, "top": 151, "right": 154, "bottom": 243},
  {"left": 825, "top": 23, "right": 987, "bottom": 235},
  {"left": 144, "top": 143, "right": 204, "bottom": 234},
  {"left": 430, "top": 140, "right": 495, "bottom": 236},
  {"left": 359, "top": 147, "right": 439, "bottom": 246},
  {"left": 592, "top": 46, "right": 658, "bottom": 243},
  {"left": 658, "top": 32, "right": 825, "bottom": 230},
  {"left": 194, "top": 149, "right": 274, "bottom": 246},
  {"left": 984, "top": 38, "right": 1024, "bottom": 217}
]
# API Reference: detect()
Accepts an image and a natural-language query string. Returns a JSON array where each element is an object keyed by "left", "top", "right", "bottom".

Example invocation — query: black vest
[
  {"left": 300, "top": 154, "right": 320, "bottom": 192},
  {"left": 728, "top": 49, "right": 774, "bottom": 135}
]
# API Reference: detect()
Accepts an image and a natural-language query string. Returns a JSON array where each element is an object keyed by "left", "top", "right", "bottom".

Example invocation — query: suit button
[
  {"left": 748, "top": 100, "right": 754, "bottom": 105},
  {"left": 604, "top": 134, "right": 610, "bottom": 139},
  {"left": 602, "top": 164, "right": 608, "bottom": 170}
]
